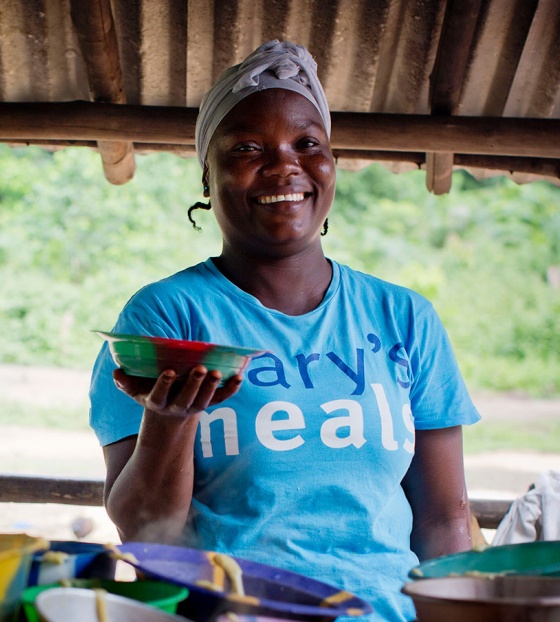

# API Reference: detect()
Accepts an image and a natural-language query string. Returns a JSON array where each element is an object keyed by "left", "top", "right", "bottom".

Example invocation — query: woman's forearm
[{"left": 106, "top": 410, "right": 199, "bottom": 543}]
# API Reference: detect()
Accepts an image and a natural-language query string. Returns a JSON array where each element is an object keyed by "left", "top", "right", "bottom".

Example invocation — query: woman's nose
[{"left": 261, "top": 147, "right": 301, "bottom": 178}]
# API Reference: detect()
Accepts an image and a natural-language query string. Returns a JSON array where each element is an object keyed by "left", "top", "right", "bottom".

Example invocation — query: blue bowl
[{"left": 27, "top": 541, "right": 116, "bottom": 587}]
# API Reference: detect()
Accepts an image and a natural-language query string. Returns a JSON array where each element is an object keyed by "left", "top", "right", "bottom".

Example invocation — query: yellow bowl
[{"left": 0, "top": 534, "right": 48, "bottom": 622}]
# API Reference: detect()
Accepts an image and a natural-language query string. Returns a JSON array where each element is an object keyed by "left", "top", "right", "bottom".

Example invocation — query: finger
[
  {"left": 145, "top": 369, "right": 176, "bottom": 411},
  {"left": 113, "top": 368, "right": 155, "bottom": 399},
  {"left": 172, "top": 366, "right": 219, "bottom": 412},
  {"left": 188, "top": 369, "right": 223, "bottom": 412},
  {"left": 210, "top": 373, "right": 243, "bottom": 405}
]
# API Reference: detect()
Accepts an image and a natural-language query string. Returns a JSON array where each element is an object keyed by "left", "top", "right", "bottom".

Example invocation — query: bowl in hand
[{"left": 96, "top": 331, "right": 265, "bottom": 382}]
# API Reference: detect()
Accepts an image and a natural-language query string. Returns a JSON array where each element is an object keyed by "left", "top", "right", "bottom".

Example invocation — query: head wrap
[{"left": 195, "top": 40, "right": 331, "bottom": 168}]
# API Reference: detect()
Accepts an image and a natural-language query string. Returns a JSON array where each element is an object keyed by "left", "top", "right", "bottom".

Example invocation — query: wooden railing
[{"left": 0, "top": 474, "right": 513, "bottom": 530}]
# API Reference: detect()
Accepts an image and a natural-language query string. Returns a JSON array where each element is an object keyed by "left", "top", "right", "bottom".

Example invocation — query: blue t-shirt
[{"left": 90, "top": 258, "right": 480, "bottom": 622}]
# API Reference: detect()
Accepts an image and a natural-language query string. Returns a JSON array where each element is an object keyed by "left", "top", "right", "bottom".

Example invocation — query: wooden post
[{"left": 70, "top": 0, "right": 135, "bottom": 184}]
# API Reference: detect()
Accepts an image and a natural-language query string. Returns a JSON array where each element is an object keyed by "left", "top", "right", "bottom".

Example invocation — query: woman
[{"left": 90, "top": 40, "right": 480, "bottom": 622}]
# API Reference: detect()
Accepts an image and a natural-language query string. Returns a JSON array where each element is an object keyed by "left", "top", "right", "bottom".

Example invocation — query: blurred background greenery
[{"left": 1, "top": 143, "right": 559, "bottom": 399}]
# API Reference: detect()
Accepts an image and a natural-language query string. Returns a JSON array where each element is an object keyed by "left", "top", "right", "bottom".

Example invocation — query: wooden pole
[
  {"left": 0, "top": 474, "right": 104, "bottom": 506},
  {"left": 0, "top": 473, "right": 511, "bottom": 530},
  {"left": 70, "top": 0, "right": 135, "bottom": 184},
  {"left": 1, "top": 103, "right": 559, "bottom": 159},
  {"left": 426, "top": 0, "right": 485, "bottom": 194}
]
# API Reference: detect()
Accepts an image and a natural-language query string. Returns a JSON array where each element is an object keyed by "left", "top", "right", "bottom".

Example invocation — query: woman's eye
[
  {"left": 234, "top": 144, "right": 258, "bottom": 153},
  {"left": 298, "top": 138, "right": 320, "bottom": 148}
]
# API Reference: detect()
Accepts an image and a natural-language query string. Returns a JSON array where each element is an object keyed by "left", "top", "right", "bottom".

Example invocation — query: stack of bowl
[{"left": 403, "top": 541, "right": 560, "bottom": 622}]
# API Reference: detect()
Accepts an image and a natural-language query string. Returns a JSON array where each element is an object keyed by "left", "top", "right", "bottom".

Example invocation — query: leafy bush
[{"left": 1, "top": 145, "right": 559, "bottom": 396}]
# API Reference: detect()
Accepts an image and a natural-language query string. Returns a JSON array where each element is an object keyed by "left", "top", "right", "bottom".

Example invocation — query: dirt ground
[{"left": 1, "top": 364, "right": 560, "bottom": 545}]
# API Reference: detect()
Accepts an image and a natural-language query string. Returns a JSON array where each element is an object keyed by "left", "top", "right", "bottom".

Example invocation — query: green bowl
[
  {"left": 96, "top": 331, "right": 265, "bottom": 381},
  {"left": 409, "top": 541, "right": 560, "bottom": 580},
  {"left": 21, "top": 579, "right": 188, "bottom": 622}
]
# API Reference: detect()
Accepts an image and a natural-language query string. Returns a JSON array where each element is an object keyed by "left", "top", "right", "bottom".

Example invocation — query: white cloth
[
  {"left": 493, "top": 470, "right": 560, "bottom": 545},
  {"left": 195, "top": 40, "right": 331, "bottom": 168}
]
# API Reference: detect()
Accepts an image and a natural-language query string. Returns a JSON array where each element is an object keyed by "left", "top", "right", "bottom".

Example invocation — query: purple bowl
[{"left": 117, "top": 543, "right": 372, "bottom": 622}]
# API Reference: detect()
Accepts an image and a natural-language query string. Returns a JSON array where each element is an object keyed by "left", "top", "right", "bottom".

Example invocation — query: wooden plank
[
  {"left": 70, "top": 0, "right": 135, "bottom": 184},
  {"left": 429, "top": 0, "right": 484, "bottom": 115},
  {"left": 0, "top": 474, "right": 104, "bottom": 506},
  {"left": 0, "top": 473, "right": 512, "bottom": 531},
  {"left": 470, "top": 498, "right": 513, "bottom": 530},
  {"left": 426, "top": 1, "right": 484, "bottom": 192},
  {"left": 331, "top": 112, "right": 560, "bottom": 158},
  {"left": 426, "top": 152, "right": 454, "bottom": 194},
  {"left": 1, "top": 103, "right": 560, "bottom": 158}
]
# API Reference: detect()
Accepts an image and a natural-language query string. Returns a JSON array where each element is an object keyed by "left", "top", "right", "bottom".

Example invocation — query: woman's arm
[
  {"left": 401, "top": 426, "right": 472, "bottom": 561},
  {"left": 102, "top": 366, "right": 242, "bottom": 543}
]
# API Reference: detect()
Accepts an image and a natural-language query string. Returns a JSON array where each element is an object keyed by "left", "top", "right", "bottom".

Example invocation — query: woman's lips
[{"left": 256, "top": 192, "right": 305, "bottom": 204}]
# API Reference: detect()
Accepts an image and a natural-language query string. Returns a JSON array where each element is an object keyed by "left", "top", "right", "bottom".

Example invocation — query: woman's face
[{"left": 205, "top": 89, "right": 336, "bottom": 259}]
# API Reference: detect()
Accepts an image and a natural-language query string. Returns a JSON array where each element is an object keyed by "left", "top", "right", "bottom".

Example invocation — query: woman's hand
[{"left": 113, "top": 365, "right": 242, "bottom": 418}]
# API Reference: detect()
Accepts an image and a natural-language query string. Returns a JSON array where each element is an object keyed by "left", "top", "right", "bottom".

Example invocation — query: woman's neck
[{"left": 212, "top": 249, "right": 333, "bottom": 316}]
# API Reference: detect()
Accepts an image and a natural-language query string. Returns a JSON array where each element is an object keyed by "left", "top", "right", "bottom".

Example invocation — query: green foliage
[
  {"left": 463, "top": 418, "right": 560, "bottom": 454},
  {"left": 1, "top": 145, "right": 559, "bottom": 397}
]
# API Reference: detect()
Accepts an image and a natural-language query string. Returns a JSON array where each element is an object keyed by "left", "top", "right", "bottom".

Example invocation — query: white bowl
[{"left": 35, "top": 587, "right": 188, "bottom": 622}]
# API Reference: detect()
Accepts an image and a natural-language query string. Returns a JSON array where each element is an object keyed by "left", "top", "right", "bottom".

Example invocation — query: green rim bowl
[
  {"left": 95, "top": 331, "right": 265, "bottom": 381},
  {"left": 409, "top": 541, "right": 560, "bottom": 580},
  {"left": 22, "top": 579, "right": 188, "bottom": 622}
]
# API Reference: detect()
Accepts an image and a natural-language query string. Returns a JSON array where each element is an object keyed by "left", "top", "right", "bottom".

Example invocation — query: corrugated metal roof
[{"left": 1, "top": 0, "right": 559, "bottom": 191}]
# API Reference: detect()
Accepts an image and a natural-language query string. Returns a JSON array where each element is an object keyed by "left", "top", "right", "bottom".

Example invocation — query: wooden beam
[
  {"left": 427, "top": 1, "right": 484, "bottom": 193},
  {"left": 1, "top": 102, "right": 559, "bottom": 158},
  {"left": 0, "top": 473, "right": 511, "bottom": 530},
  {"left": 454, "top": 153, "right": 560, "bottom": 178},
  {"left": 331, "top": 112, "right": 560, "bottom": 158},
  {"left": 70, "top": 0, "right": 135, "bottom": 185},
  {"left": 469, "top": 498, "right": 513, "bottom": 530},
  {"left": 4, "top": 137, "right": 560, "bottom": 182},
  {"left": 429, "top": 0, "right": 483, "bottom": 114},
  {"left": 426, "top": 152, "right": 454, "bottom": 194},
  {"left": 0, "top": 474, "right": 103, "bottom": 506}
]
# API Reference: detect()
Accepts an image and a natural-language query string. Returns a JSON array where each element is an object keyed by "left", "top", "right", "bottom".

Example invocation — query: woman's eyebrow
[
  {"left": 223, "top": 118, "right": 325, "bottom": 135},
  {"left": 293, "top": 119, "right": 325, "bottom": 132}
]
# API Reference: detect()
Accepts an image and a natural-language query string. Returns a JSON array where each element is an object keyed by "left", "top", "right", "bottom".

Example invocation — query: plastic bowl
[
  {"left": 35, "top": 587, "right": 188, "bottom": 622},
  {"left": 0, "top": 533, "right": 48, "bottom": 622},
  {"left": 117, "top": 542, "right": 372, "bottom": 622},
  {"left": 22, "top": 578, "right": 188, "bottom": 622},
  {"left": 409, "top": 541, "right": 560, "bottom": 580},
  {"left": 27, "top": 541, "right": 116, "bottom": 587},
  {"left": 96, "top": 331, "right": 264, "bottom": 381},
  {"left": 402, "top": 575, "right": 560, "bottom": 622}
]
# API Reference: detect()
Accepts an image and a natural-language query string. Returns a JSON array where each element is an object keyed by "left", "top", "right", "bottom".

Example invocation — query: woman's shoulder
[
  {"left": 124, "top": 259, "right": 214, "bottom": 309},
  {"left": 334, "top": 260, "right": 433, "bottom": 310}
]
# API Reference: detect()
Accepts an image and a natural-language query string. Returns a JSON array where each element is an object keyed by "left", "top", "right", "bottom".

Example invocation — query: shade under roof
[{"left": 1, "top": 0, "right": 559, "bottom": 192}]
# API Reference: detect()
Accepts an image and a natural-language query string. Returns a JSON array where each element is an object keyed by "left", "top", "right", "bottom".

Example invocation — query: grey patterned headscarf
[{"left": 195, "top": 40, "right": 331, "bottom": 168}]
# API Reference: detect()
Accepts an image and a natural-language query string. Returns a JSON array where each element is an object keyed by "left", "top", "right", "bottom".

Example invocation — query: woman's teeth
[{"left": 257, "top": 193, "right": 305, "bottom": 204}]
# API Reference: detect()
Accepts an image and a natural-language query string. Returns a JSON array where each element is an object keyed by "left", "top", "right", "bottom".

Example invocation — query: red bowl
[{"left": 95, "top": 331, "right": 265, "bottom": 381}]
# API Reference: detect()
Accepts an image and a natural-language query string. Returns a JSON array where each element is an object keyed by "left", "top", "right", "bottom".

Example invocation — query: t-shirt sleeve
[
  {"left": 408, "top": 301, "right": 481, "bottom": 430},
  {"left": 89, "top": 287, "right": 187, "bottom": 446}
]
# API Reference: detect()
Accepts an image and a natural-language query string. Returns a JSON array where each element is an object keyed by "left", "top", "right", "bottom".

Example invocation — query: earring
[
  {"left": 203, "top": 181, "right": 209, "bottom": 197},
  {"left": 321, "top": 218, "right": 329, "bottom": 237}
]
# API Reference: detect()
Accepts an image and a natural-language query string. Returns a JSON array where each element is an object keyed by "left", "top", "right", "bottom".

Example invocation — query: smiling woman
[{"left": 88, "top": 40, "right": 481, "bottom": 622}]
